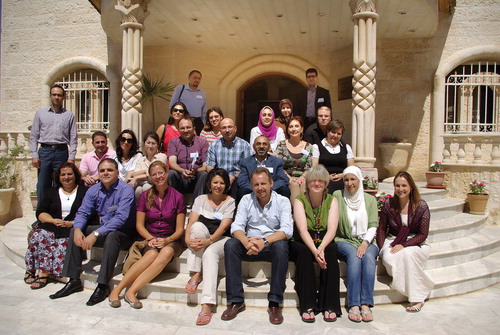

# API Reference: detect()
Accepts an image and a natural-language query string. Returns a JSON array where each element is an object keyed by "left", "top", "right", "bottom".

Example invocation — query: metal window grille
[
  {"left": 56, "top": 69, "right": 110, "bottom": 133},
  {"left": 444, "top": 61, "right": 500, "bottom": 133}
]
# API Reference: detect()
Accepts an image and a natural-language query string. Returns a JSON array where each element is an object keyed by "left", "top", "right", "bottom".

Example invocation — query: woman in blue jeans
[{"left": 333, "top": 166, "right": 379, "bottom": 323}]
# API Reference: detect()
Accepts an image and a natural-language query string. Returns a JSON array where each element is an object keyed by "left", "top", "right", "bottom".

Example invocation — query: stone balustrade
[{"left": 442, "top": 133, "right": 500, "bottom": 167}]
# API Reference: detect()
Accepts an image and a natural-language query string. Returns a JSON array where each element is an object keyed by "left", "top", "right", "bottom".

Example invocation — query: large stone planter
[
  {"left": 466, "top": 193, "right": 489, "bottom": 215},
  {"left": 0, "top": 188, "right": 15, "bottom": 216},
  {"left": 379, "top": 143, "right": 412, "bottom": 178},
  {"left": 426, "top": 171, "right": 446, "bottom": 188}
]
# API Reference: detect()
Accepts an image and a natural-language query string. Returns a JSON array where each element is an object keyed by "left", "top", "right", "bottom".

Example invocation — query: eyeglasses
[
  {"left": 209, "top": 115, "right": 220, "bottom": 119},
  {"left": 306, "top": 74, "right": 317, "bottom": 78},
  {"left": 120, "top": 137, "right": 134, "bottom": 143},
  {"left": 172, "top": 108, "right": 184, "bottom": 113}
]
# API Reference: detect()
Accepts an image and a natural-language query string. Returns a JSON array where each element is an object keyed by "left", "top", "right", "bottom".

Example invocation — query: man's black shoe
[
  {"left": 86, "top": 286, "right": 109, "bottom": 306},
  {"left": 49, "top": 279, "right": 83, "bottom": 299}
]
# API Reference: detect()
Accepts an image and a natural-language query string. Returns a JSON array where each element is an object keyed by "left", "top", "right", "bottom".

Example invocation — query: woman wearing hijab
[
  {"left": 249, "top": 106, "right": 286, "bottom": 152},
  {"left": 333, "top": 166, "right": 379, "bottom": 323},
  {"left": 275, "top": 99, "right": 293, "bottom": 132}
]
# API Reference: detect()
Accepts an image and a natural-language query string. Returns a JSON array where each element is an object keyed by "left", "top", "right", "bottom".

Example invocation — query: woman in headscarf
[
  {"left": 333, "top": 166, "right": 379, "bottom": 323},
  {"left": 275, "top": 98, "right": 293, "bottom": 132},
  {"left": 249, "top": 106, "right": 286, "bottom": 152}
]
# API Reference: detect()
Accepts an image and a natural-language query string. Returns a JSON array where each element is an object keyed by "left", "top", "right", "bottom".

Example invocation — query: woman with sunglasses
[
  {"left": 114, "top": 129, "right": 143, "bottom": 184},
  {"left": 200, "top": 107, "right": 224, "bottom": 144},
  {"left": 156, "top": 102, "right": 189, "bottom": 155}
]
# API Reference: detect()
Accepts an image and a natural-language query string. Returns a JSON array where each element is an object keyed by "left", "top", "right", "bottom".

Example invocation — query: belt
[{"left": 40, "top": 143, "right": 67, "bottom": 149}]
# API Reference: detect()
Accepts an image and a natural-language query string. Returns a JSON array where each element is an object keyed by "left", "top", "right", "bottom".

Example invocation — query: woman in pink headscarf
[{"left": 249, "top": 106, "right": 286, "bottom": 152}]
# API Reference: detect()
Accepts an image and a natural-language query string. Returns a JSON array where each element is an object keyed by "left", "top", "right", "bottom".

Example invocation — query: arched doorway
[{"left": 238, "top": 74, "right": 305, "bottom": 140}]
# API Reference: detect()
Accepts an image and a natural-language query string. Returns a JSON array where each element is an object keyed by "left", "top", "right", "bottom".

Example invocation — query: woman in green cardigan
[{"left": 333, "top": 166, "right": 379, "bottom": 323}]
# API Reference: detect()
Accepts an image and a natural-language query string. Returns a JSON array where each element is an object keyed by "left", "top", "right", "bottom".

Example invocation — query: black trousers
[
  {"left": 62, "top": 225, "right": 135, "bottom": 285},
  {"left": 289, "top": 240, "right": 342, "bottom": 315}
]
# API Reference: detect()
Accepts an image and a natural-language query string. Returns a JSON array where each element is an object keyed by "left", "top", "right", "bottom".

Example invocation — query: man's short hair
[
  {"left": 98, "top": 158, "right": 118, "bottom": 170},
  {"left": 50, "top": 84, "right": 66, "bottom": 96},
  {"left": 189, "top": 70, "right": 202, "bottom": 77},
  {"left": 305, "top": 68, "right": 318, "bottom": 76},
  {"left": 326, "top": 119, "right": 345, "bottom": 133},
  {"left": 92, "top": 131, "right": 107, "bottom": 142},
  {"left": 179, "top": 116, "right": 194, "bottom": 126},
  {"left": 251, "top": 166, "right": 272, "bottom": 183}
]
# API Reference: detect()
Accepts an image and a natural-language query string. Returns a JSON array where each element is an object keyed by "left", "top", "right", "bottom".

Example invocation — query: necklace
[
  {"left": 307, "top": 192, "right": 326, "bottom": 245},
  {"left": 61, "top": 186, "right": 77, "bottom": 200}
]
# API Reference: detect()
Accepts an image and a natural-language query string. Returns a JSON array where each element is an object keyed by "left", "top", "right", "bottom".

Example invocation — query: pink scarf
[{"left": 257, "top": 106, "right": 278, "bottom": 140}]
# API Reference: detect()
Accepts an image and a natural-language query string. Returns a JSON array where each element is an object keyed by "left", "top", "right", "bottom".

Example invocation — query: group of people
[{"left": 24, "top": 69, "right": 434, "bottom": 326}]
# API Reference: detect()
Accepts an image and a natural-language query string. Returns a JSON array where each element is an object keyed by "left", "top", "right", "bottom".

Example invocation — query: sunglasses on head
[
  {"left": 172, "top": 108, "right": 184, "bottom": 113},
  {"left": 120, "top": 137, "right": 134, "bottom": 143}
]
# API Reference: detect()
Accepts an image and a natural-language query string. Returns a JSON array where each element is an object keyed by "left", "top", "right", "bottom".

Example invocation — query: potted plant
[
  {"left": 425, "top": 161, "right": 446, "bottom": 188},
  {"left": 378, "top": 136, "right": 412, "bottom": 179},
  {"left": 30, "top": 191, "right": 38, "bottom": 211},
  {"left": 376, "top": 192, "right": 393, "bottom": 211},
  {"left": 363, "top": 176, "right": 379, "bottom": 197},
  {"left": 0, "top": 145, "right": 23, "bottom": 216},
  {"left": 466, "top": 180, "right": 489, "bottom": 215}
]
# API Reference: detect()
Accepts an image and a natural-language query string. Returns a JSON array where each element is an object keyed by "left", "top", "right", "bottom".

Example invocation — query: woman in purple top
[{"left": 109, "top": 161, "right": 185, "bottom": 309}]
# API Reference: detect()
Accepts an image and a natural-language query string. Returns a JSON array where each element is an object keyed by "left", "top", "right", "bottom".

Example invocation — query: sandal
[
  {"left": 24, "top": 271, "right": 37, "bottom": 284},
  {"left": 30, "top": 275, "right": 49, "bottom": 290},
  {"left": 361, "top": 306, "right": 373, "bottom": 322},
  {"left": 301, "top": 308, "right": 315, "bottom": 323},
  {"left": 323, "top": 310, "right": 337, "bottom": 322},
  {"left": 348, "top": 307, "right": 362, "bottom": 323},
  {"left": 185, "top": 280, "right": 200, "bottom": 294},
  {"left": 406, "top": 302, "right": 424, "bottom": 313},
  {"left": 196, "top": 312, "right": 212, "bottom": 326}
]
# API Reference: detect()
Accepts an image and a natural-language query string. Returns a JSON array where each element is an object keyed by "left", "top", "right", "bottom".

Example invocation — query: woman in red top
[{"left": 156, "top": 102, "right": 189, "bottom": 155}]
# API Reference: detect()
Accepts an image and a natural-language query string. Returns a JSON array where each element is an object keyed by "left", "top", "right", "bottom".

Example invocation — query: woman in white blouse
[
  {"left": 114, "top": 129, "right": 143, "bottom": 183},
  {"left": 249, "top": 106, "right": 286, "bottom": 153}
]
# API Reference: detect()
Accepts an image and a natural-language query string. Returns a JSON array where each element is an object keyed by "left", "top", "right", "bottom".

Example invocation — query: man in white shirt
[{"left": 222, "top": 167, "right": 293, "bottom": 325}]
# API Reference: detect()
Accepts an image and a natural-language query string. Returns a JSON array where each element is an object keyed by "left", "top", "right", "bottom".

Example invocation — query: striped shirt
[{"left": 200, "top": 129, "right": 222, "bottom": 144}]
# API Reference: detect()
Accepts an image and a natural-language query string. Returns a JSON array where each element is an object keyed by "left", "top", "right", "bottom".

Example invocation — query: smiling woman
[{"left": 249, "top": 106, "right": 286, "bottom": 153}]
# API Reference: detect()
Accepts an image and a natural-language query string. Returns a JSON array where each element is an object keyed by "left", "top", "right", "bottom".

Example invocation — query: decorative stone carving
[
  {"left": 350, "top": 0, "right": 378, "bottom": 167},
  {"left": 115, "top": 0, "right": 150, "bottom": 134}
]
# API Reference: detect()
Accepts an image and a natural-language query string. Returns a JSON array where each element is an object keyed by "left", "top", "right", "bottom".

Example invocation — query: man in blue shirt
[
  {"left": 50, "top": 158, "right": 136, "bottom": 306},
  {"left": 222, "top": 167, "right": 292, "bottom": 325}
]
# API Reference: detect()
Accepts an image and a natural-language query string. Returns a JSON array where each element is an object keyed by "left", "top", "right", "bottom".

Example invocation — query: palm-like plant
[{"left": 141, "top": 75, "right": 175, "bottom": 129}]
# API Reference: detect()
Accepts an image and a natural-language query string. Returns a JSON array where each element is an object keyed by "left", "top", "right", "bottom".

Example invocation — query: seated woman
[
  {"left": 333, "top": 166, "right": 378, "bottom": 323},
  {"left": 249, "top": 106, "right": 286, "bottom": 152},
  {"left": 108, "top": 161, "right": 185, "bottom": 309},
  {"left": 377, "top": 171, "right": 434, "bottom": 313},
  {"left": 313, "top": 119, "right": 354, "bottom": 194},
  {"left": 24, "top": 162, "right": 93, "bottom": 289},
  {"left": 184, "top": 168, "right": 235, "bottom": 325},
  {"left": 274, "top": 116, "right": 319, "bottom": 201},
  {"left": 200, "top": 106, "right": 224, "bottom": 144},
  {"left": 275, "top": 98, "right": 293, "bottom": 132},
  {"left": 114, "top": 129, "right": 143, "bottom": 183},
  {"left": 289, "top": 165, "right": 342, "bottom": 323},
  {"left": 156, "top": 102, "right": 189, "bottom": 154},
  {"left": 130, "top": 131, "right": 167, "bottom": 198}
]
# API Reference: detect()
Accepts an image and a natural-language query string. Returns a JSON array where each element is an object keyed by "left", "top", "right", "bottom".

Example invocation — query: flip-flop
[
  {"left": 196, "top": 312, "right": 212, "bottom": 326},
  {"left": 348, "top": 307, "right": 362, "bottom": 323},
  {"left": 185, "top": 280, "right": 200, "bottom": 294},
  {"left": 24, "top": 271, "right": 37, "bottom": 284},
  {"left": 323, "top": 310, "right": 337, "bottom": 322},
  {"left": 406, "top": 302, "right": 424, "bottom": 313},
  {"left": 361, "top": 307, "right": 373, "bottom": 322},
  {"left": 301, "top": 308, "right": 315, "bottom": 323}
]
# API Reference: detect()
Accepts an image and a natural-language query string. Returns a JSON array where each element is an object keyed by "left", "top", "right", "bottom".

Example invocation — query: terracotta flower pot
[
  {"left": 364, "top": 189, "right": 378, "bottom": 197},
  {"left": 466, "top": 193, "right": 489, "bottom": 215},
  {"left": 426, "top": 171, "right": 446, "bottom": 188}
]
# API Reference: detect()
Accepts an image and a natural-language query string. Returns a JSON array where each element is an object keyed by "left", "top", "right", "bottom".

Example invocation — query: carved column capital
[
  {"left": 115, "top": 0, "right": 150, "bottom": 28},
  {"left": 349, "top": 0, "right": 377, "bottom": 15}
]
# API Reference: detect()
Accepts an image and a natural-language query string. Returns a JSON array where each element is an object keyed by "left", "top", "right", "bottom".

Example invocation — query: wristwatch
[
  {"left": 93, "top": 231, "right": 100, "bottom": 238},
  {"left": 263, "top": 238, "right": 270, "bottom": 247}
]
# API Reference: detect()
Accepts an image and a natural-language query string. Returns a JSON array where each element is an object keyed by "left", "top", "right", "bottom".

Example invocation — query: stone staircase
[{"left": 1, "top": 182, "right": 499, "bottom": 307}]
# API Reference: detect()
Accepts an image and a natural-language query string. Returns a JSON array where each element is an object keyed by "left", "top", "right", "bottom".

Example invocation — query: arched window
[
  {"left": 56, "top": 69, "right": 110, "bottom": 133},
  {"left": 444, "top": 61, "right": 499, "bottom": 133}
]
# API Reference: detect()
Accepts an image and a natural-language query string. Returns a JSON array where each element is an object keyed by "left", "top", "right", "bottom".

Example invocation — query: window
[
  {"left": 56, "top": 69, "right": 110, "bottom": 133},
  {"left": 444, "top": 61, "right": 499, "bottom": 133}
]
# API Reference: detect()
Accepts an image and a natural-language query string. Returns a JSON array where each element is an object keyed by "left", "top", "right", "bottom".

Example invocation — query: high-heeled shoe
[{"left": 124, "top": 294, "right": 143, "bottom": 309}]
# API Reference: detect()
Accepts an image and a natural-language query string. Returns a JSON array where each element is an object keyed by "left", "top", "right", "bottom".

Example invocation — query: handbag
[{"left": 122, "top": 240, "right": 149, "bottom": 275}]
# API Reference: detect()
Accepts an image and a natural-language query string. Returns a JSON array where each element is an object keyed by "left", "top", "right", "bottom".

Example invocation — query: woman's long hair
[
  {"left": 391, "top": 171, "right": 421, "bottom": 212},
  {"left": 203, "top": 106, "right": 224, "bottom": 131},
  {"left": 146, "top": 161, "right": 169, "bottom": 209},
  {"left": 115, "top": 129, "right": 140, "bottom": 163},
  {"left": 167, "top": 102, "right": 189, "bottom": 125}
]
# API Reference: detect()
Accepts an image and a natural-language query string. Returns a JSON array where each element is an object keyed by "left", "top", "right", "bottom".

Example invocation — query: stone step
[
  {"left": 428, "top": 213, "right": 487, "bottom": 242},
  {"left": 424, "top": 198, "right": 465, "bottom": 221}
]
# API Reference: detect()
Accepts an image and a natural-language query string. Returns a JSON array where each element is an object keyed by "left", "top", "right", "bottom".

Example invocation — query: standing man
[
  {"left": 206, "top": 118, "right": 251, "bottom": 197},
  {"left": 170, "top": 70, "right": 206, "bottom": 134},
  {"left": 237, "top": 135, "right": 290, "bottom": 202},
  {"left": 79, "top": 131, "right": 116, "bottom": 187},
  {"left": 222, "top": 167, "right": 292, "bottom": 324},
  {"left": 295, "top": 68, "right": 332, "bottom": 129},
  {"left": 304, "top": 106, "right": 333, "bottom": 146},
  {"left": 29, "top": 84, "right": 77, "bottom": 203},
  {"left": 50, "top": 158, "right": 136, "bottom": 306},
  {"left": 168, "top": 117, "right": 209, "bottom": 199}
]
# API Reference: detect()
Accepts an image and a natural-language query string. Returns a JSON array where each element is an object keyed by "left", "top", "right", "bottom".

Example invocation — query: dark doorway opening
[{"left": 238, "top": 74, "right": 304, "bottom": 140}]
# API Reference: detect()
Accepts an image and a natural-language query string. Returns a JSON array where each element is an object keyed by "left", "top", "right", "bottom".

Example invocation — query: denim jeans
[
  {"left": 337, "top": 241, "right": 379, "bottom": 308},
  {"left": 37, "top": 146, "right": 68, "bottom": 205},
  {"left": 224, "top": 238, "right": 289, "bottom": 304}
]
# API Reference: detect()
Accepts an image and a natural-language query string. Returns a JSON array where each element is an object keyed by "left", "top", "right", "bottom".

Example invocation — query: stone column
[
  {"left": 115, "top": 0, "right": 150, "bottom": 137},
  {"left": 349, "top": 0, "right": 378, "bottom": 167}
]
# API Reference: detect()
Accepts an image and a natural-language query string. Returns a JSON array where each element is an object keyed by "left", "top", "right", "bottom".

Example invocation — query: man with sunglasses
[
  {"left": 29, "top": 84, "right": 77, "bottom": 207},
  {"left": 169, "top": 70, "right": 207, "bottom": 134}
]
